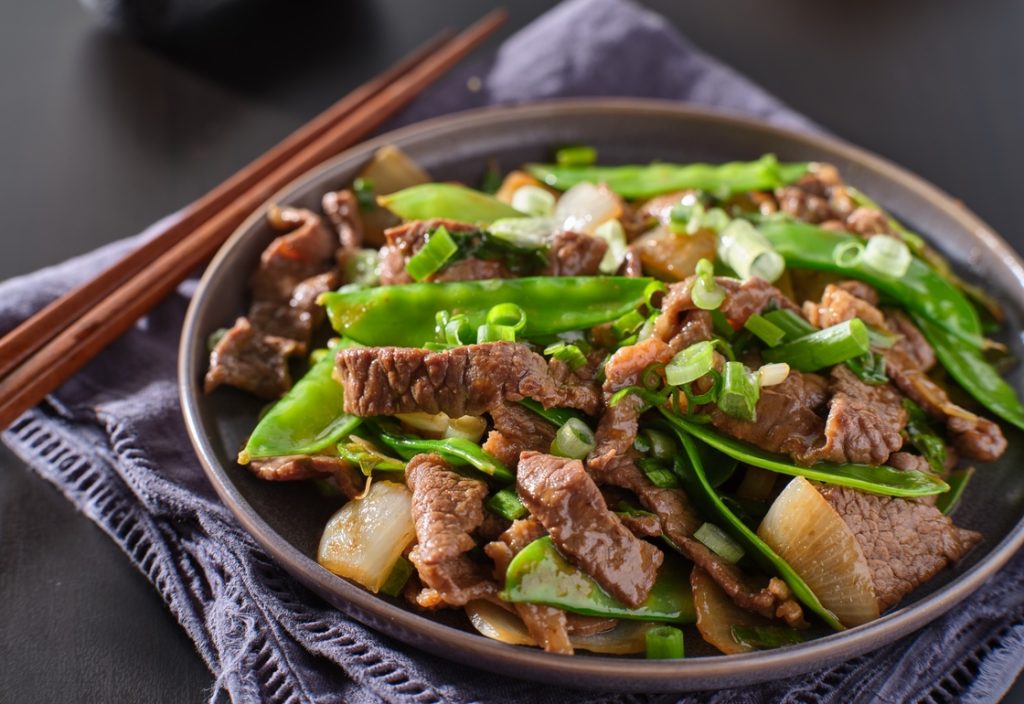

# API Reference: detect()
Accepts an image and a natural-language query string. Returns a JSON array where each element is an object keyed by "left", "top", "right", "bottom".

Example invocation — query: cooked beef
[
  {"left": 886, "top": 310, "right": 936, "bottom": 371},
  {"left": 820, "top": 486, "right": 981, "bottom": 609},
  {"left": 845, "top": 207, "right": 892, "bottom": 237},
  {"left": 406, "top": 454, "right": 495, "bottom": 607},
  {"left": 517, "top": 452, "right": 663, "bottom": 607},
  {"left": 247, "top": 455, "right": 365, "bottom": 498},
  {"left": 378, "top": 219, "right": 486, "bottom": 285},
  {"left": 618, "top": 511, "right": 663, "bottom": 538},
  {"left": 803, "top": 283, "right": 886, "bottom": 329},
  {"left": 564, "top": 614, "right": 619, "bottom": 636},
  {"left": 484, "top": 517, "right": 572, "bottom": 654},
  {"left": 249, "top": 270, "right": 341, "bottom": 348},
  {"left": 433, "top": 258, "right": 511, "bottom": 282},
  {"left": 801, "top": 365, "right": 906, "bottom": 466},
  {"left": 709, "top": 370, "right": 829, "bottom": 461},
  {"left": 888, "top": 451, "right": 931, "bottom": 473},
  {"left": 321, "top": 189, "right": 364, "bottom": 250},
  {"left": 336, "top": 342, "right": 601, "bottom": 418},
  {"left": 251, "top": 207, "right": 338, "bottom": 302},
  {"left": 482, "top": 403, "right": 556, "bottom": 469},
  {"left": 659, "top": 276, "right": 801, "bottom": 339},
  {"left": 542, "top": 230, "right": 608, "bottom": 276},
  {"left": 204, "top": 318, "right": 300, "bottom": 399},
  {"left": 886, "top": 345, "right": 1006, "bottom": 462}
]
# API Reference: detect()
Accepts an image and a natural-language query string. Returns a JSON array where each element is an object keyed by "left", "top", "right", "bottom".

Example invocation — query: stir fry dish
[{"left": 205, "top": 145, "right": 1020, "bottom": 658}]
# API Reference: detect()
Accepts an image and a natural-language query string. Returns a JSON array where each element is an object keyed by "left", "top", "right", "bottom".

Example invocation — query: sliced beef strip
[
  {"left": 406, "top": 454, "right": 495, "bottom": 608},
  {"left": 484, "top": 517, "right": 573, "bottom": 655},
  {"left": 618, "top": 512, "right": 663, "bottom": 538},
  {"left": 820, "top": 486, "right": 981, "bottom": 610},
  {"left": 378, "top": 219, "right": 491, "bottom": 285},
  {"left": 886, "top": 310, "right": 936, "bottom": 371},
  {"left": 658, "top": 276, "right": 802, "bottom": 339},
  {"left": 482, "top": 403, "right": 556, "bottom": 469},
  {"left": 708, "top": 370, "right": 829, "bottom": 462},
  {"left": 204, "top": 317, "right": 301, "bottom": 399},
  {"left": 433, "top": 258, "right": 511, "bottom": 282},
  {"left": 321, "top": 189, "right": 364, "bottom": 251},
  {"left": 800, "top": 365, "right": 906, "bottom": 466},
  {"left": 517, "top": 452, "right": 664, "bottom": 607},
  {"left": 249, "top": 270, "right": 341, "bottom": 346},
  {"left": 336, "top": 342, "right": 601, "bottom": 418},
  {"left": 247, "top": 455, "right": 365, "bottom": 498},
  {"left": 251, "top": 207, "right": 338, "bottom": 303},
  {"left": 774, "top": 165, "right": 878, "bottom": 233},
  {"left": 803, "top": 283, "right": 887, "bottom": 329},
  {"left": 541, "top": 230, "right": 607, "bottom": 276}
]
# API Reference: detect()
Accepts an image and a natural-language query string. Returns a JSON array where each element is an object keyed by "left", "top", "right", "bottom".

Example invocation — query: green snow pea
[
  {"left": 502, "top": 536, "right": 695, "bottom": 623},
  {"left": 910, "top": 313, "right": 1024, "bottom": 432},
  {"left": 526, "top": 154, "right": 808, "bottom": 200},
  {"left": 669, "top": 428, "right": 843, "bottom": 631},
  {"left": 238, "top": 340, "right": 361, "bottom": 463},
  {"left": 661, "top": 411, "right": 949, "bottom": 498},
  {"left": 375, "top": 426, "right": 513, "bottom": 482},
  {"left": 757, "top": 218, "right": 985, "bottom": 349},
  {"left": 320, "top": 276, "right": 656, "bottom": 348},
  {"left": 378, "top": 183, "right": 525, "bottom": 223}
]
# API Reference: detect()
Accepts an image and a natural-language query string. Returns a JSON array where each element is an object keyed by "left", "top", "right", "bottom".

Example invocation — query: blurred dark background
[{"left": 1, "top": 0, "right": 1022, "bottom": 701}]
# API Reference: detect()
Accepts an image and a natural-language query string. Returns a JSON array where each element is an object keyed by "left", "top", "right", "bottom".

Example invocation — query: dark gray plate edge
[{"left": 178, "top": 98, "right": 1024, "bottom": 691}]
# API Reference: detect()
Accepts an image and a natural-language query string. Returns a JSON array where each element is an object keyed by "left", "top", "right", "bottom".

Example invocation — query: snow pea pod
[
  {"left": 378, "top": 183, "right": 524, "bottom": 223},
  {"left": 320, "top": 276, "right": 656, "bottom": 348},
  {"left": 502, "top": 536, "right": 695, "bottom": 623},
  {"left": 238, "top": 340, "right": 361, "bottom": 463},
  {"left": 909, "top": 313, "right": 1024, "bottom": 432},
  {"left": 757, "top": 219, "right": 985, "bottom": 349},
  {"left": 375, "top": 428, "right": 513, "bottom": 482},
  {"left": 669, "top": 429, "right": 843, "bottom": 631},
  {"left": 661, "top": 411, "right": 949, "bottom": 497},
  {"left": 526, "top": 154, "right": 808, "bottom": 200}
]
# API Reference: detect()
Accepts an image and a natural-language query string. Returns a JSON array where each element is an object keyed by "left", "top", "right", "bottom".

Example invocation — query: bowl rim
[{"left": 178, "top": 97, "right": 1024, "bottom": 689}]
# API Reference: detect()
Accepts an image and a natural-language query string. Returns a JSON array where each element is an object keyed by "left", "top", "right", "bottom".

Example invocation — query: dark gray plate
[{"left": 179, "top": 99, "right": 1024, "bottom": 691}]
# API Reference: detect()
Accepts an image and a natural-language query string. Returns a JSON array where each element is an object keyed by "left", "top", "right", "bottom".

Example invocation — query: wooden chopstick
[
  {"left": 0, "top": 29, "right": 458, "bottom": 382},
  {"left": 0, "top": 9, "right": 507, "bottom": 429}
]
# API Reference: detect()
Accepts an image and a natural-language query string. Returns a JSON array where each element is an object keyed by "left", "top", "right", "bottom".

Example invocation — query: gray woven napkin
[{"left": 4, "top": 1, "right": 1023, "bottom": 702}]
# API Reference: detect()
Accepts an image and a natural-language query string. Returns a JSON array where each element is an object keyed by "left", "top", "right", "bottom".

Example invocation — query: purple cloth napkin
[{"left": 4, "top": 1, "right": 1023, "bottom": 702}]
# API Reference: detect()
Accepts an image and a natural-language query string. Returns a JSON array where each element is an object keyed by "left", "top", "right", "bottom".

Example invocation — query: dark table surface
[{"left": 2, "top": 0, "right": 1023, "bottom": 701}]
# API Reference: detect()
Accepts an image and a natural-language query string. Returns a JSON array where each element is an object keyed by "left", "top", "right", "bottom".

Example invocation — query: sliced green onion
[
  {"left": 936, "top": 467, "right": 975, "bottom": 515},
  {"left": 486, "top": 303, "right": 528, "bottom": 331},
  {"left": 833, "top": 240, "right": 865, "bottom": 267},
  {"left": 594, "top": 219, "right": 628, "bottom": 274},
  {"left": 762, "top": 318, "right": 870, "bottom": 372},
  {"left": 477, "top": 323, "right": 517, "bottom": 343},
  {"left": 863, "top": 234, "right": 912, "bottom": 278},
  {"left": 717, "top": 361, "right": 760, "bottom": 422},
  {"left": 442, "top": 313, "right": 474, "bottom": 346},
  {"left": 744, "top": 313, "right": 786, "bottom": 347},
  {"left": 691, "top": 258, "right": 726, "bottom": 310},
  {"left": 612, "top": 310, "right": 646, "bottom": 339},
  {"left": 544, "top": 341, "right": 587, "bottom": 371},
  {"left": 405, "top": 225, "right": 458, "bottom": 281},
  {"left": 337, "top": 439, "right": 406, "bottom": 475},
  {"left": 846, "top": 350, "right": 888, "bottom": 385},
  {"left": 645, "top": 625, "right": 685, "bottom": 659},
  {"left": 665, "top": 340, "right": 716, "bottom": 387},
  {"left": 555, "top": 145, "right": 597, "bottom": 167},
  {"left": 487, "top": 487, "right": 528, "bottom": 521},
  {"left": 550, "top": 418, "right": 596, "bottom": 459},
  {"left": 730, "top": 625, "right": 806, "bottom": 650},
  {"left": 488, "top": 217, "right": 554, "bottom": 248},
  {"left": 694, "top": 522, "right": 745, "bottom": 563},
  {"left": 352, "top": 177, "right": 376, "bottom": 210},
  {"left": 757, "top": 362, "right": 790, "bottom": 387},
  {"left": 761, "top": 309, "right": 816, "bottom": 341},
  {"left": 511, "top": 185, "right": 556, "bottom": 217},
  {"left": 717, "top": 220, "right": 785, "bottom": 282},
  {"left": 699, "top": 207, "right": 731, "bottom": 234},
  {"left": 639, "top": 458, "right": 679, "bottom": 488},
  {"left": 867, "top": 326, "right": 899, "bottom": 349},
  {"left": 379, "top": 556, "right": 414, "bottom": 597}
]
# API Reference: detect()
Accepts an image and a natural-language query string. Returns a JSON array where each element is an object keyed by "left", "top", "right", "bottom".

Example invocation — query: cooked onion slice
[
  {"left": 466, "top": 600, "right": 654, "bottom": 655},
  {"left": 757, "top": 477, "right": 879, "bottom": 627},
  {"left": 553, "top": 182, "right": 622, "bottom": 234},
  {"left": 317, "top": 480, "right": 416, "bottom": 593},
  {"left": 691, "top": 566, "right": 771, "bottom": 654}
]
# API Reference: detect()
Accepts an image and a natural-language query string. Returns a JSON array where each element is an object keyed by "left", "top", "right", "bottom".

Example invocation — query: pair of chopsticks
[{"left": 0, "top": 10, "right": 507, "bottom": 430}]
